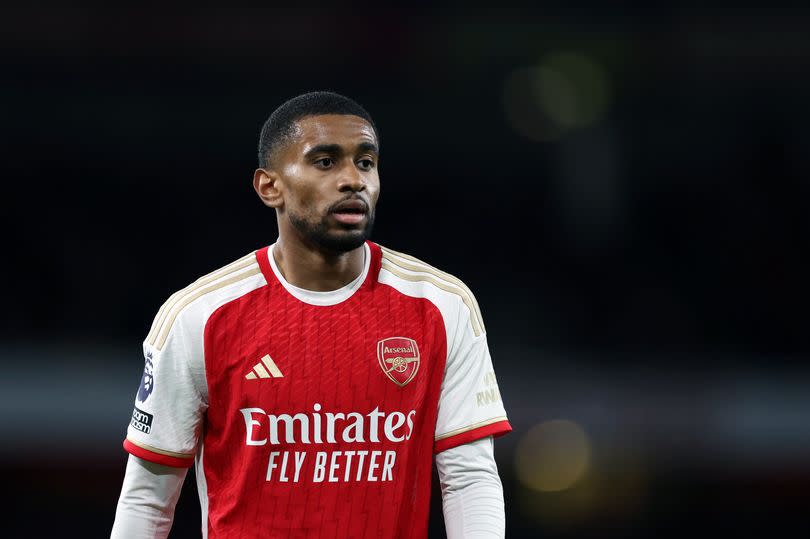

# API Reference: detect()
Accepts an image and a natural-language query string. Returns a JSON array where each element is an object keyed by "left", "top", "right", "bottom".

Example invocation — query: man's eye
[
  {"left": 315, "top": 157, "right": 334, "bottom": 168},
  {"left": 357, "top": 159, "right": 375, "bottom": 170}
]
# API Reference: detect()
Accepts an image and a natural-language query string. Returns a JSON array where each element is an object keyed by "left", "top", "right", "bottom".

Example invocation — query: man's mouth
[{"left": 330, "top": 199, "right": 368, "bottom": 225}]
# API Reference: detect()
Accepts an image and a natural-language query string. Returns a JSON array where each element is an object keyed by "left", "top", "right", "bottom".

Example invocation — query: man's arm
[
  {"left": 436, "top": 436, "right": 505, "bottom": 539},
  {"left": 110, "top": 455, "right": 187, "bottom": 539}
]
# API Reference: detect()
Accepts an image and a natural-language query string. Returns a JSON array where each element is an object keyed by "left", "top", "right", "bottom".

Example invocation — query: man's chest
[{"left": 203, "top": 288, "right": 447, "bottom": 414}]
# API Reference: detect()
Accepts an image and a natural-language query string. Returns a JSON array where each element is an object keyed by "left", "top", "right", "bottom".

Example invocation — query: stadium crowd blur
[{"left": 2, "top": 3, "right": 808, "bottom": 537}]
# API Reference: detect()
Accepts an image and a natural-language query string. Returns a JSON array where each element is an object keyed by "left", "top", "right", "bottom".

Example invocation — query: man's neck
[{"left": 272, "top": 237, "right": 366, "bottom": 292}]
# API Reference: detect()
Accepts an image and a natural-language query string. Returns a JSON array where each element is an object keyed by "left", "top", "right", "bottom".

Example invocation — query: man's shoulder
[
  {"left": 144, "top": 249, "right": 265, "bottom": 350},
  {"left": 165, "top": 249, "right": 263, "bottom": 305},
  {"left": 374, "top": 243, "right": 485, "bottom": 337},
  {"left": 375, "top": 244, "right": 458, "bottom": 282}
]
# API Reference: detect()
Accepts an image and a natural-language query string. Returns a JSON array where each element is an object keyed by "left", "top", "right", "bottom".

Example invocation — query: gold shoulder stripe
[
  {"left": 126, "top": 436, "right": 194, "bottom": 459},
  {"left": 381, "top": 258, "right": 485, "bottom": 337},
  {"left": 380, "top": 246, "right": 484, "bottom": 329},
  {"left": 152, "top": 266, "right": 262, "bottom": 350},
  {"left": 146, "top": 252, "right": 256, "bottom": 344},
  {"left": 146, "top": 252, "right": 256, "bottom": 345},
  {"left": 147, "top": 252, "right": 257, "bottom": 343},
  {"left": 434, "top": 416, "right": 509, "bottom": 441}
]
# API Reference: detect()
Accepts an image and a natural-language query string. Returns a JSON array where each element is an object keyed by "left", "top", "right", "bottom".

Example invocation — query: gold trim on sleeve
[
  {"left": 434, "top": 416, "right": 509, "bottom": 441},
  {"left": 126, "top": 436, "right": 195, "bottom": 459}
]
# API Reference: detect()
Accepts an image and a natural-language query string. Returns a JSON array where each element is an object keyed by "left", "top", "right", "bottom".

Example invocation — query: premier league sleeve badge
[{"left": 137, "top": 351, "right": 155, "bottom": 403}]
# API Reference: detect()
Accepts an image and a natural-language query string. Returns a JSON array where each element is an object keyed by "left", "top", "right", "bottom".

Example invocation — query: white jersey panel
[
  {"left": 125, "top": 258, "right": 266, "bottom": 460},
  {"left": 377, "top": 248, "right": 508, "bottom": 445},
  {"left": 434, "top": 317, "right": 507, "bottom": 442}
]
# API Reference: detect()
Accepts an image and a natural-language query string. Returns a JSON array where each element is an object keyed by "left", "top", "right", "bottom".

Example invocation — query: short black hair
[{"left": 257, "top": 91, "right": 378, "bottom": 168}]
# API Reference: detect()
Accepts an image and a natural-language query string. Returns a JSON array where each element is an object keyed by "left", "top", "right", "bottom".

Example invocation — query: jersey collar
[{"left": 262, "top": 241, "right": 372, "bottom": 306}]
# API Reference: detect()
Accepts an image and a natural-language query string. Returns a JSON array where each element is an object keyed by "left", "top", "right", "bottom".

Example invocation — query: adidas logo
[{"left": 245, "top": 355, "right": 284, "bottom": 380}]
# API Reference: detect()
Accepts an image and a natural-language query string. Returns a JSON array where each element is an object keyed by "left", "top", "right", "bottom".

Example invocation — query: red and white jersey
[{"left": 123, "top": 241, "right": 511, "bottom": 538}]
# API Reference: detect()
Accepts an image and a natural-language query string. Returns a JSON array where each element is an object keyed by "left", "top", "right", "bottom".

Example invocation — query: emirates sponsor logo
[
  {"left": 239, "top": 404, "right": 416, "bottom": 484},
  {"left": 239, "top": 404, "right": 416, "bottom": 446},
  {"left": 377, "top": 337, "right": 420, "bottom": 386}
]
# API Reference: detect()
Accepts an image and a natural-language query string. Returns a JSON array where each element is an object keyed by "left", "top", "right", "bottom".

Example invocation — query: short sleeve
[
  {"left": 123, "top": 314, "right": 207, "bottom": 468},
  {"left": 433, "top": 298, "right": 511, "bottom": 454}
]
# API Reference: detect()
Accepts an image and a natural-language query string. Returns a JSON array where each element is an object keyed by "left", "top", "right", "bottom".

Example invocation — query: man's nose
[{"left": 337, "top": 162, "right": 366, "bottom": 192}]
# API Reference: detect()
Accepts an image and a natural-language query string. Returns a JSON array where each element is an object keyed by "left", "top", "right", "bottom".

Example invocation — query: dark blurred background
[{"left": 2, "top": 2, "right": 809, "bottom": 537}]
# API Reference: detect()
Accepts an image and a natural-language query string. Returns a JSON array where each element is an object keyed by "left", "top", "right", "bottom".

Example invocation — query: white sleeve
[
  {"left": 110, "top": 455, "right": 188, "bottom": 539},
  {"left": 433, "top": 299, "right": 510, "bottom": 452},
  {"left": 124, "top": 308, "right": 208, "bottom": 467},
  {"left": 435, "top": 437, "right": 505, "bottom": 539}
]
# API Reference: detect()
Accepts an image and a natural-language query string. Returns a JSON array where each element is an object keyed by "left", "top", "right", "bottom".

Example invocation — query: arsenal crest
[{"left": 377, "top": 337, "right": 420, "bottom": 386}]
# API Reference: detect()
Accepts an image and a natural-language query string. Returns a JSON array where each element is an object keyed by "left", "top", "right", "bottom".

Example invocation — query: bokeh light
[
  {"left": 503, "top": 52, "right": 611, "bottom": 141},
  {"left": 514, "top": 419, "right": 591, "bottom": 492}
]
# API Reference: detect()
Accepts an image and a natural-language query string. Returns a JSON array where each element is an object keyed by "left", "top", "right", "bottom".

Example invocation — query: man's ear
[{"left": 253, "top": 168, "right": 284, "bottom": 209}]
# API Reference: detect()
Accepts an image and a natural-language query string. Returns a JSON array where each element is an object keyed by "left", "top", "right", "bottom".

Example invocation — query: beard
[{"left": 288, "top": 206, "right": 375, "bottom": 254}]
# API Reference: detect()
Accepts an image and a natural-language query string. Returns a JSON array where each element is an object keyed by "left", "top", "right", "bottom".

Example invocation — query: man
[{"left": 111, "top": 91, "right": 511, "bottom": 538}]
